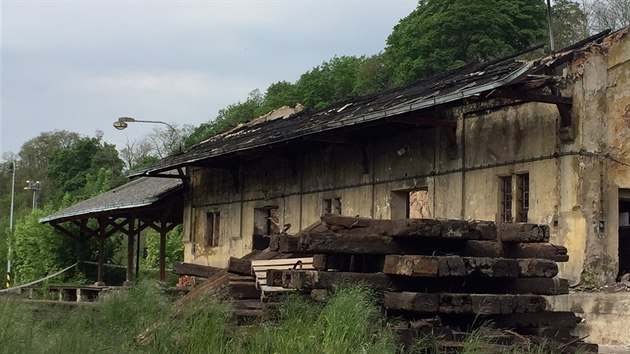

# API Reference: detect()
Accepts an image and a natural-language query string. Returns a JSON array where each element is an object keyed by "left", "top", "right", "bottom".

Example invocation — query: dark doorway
[
  {"left": 618, "top": 191, "right": 630, "bottom": 278},
  {"left": 253, "top": 206, "right": 279, "bottom": 250}
]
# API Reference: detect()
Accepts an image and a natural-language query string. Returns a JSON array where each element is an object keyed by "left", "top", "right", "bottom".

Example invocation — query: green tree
[
  {"left": 184, "top": 90, "right": 264, "bottom": 148},
  {"left": 257, "top": 81, "right": 300, "bottom": 116},
  {"left": 552, "top": 0, "right": 589, "bottom": 49},
  {"left": 47, "top": 135, "right": 124, "bottom": 203},
  {"left": 384, "top": 0, "right": 548, "bottom": 85},
  {"left": 295, "top": 55, "right": 365, "bottom": 110},
  {"left": 141, "top": 228, "right": 183, "bottom": 269},
  {"left": 10, "top": 207, "right": 75, "bottom": 284},
  {"left": 352, "top": 53, "right": 392, "bottom": 96}
]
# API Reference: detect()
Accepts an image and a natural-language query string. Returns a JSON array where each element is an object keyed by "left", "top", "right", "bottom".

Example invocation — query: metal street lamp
[
  {"left": 113, "top": 116, "right": 182, "bottom": 152},
  {"left": 113, "top": 116, "right": 177, "bottom": 135}
]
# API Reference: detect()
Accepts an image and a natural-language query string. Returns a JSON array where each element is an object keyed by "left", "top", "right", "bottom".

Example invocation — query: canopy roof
[{"left": 40, "top": 176, "right": 183, "bottom": 224}]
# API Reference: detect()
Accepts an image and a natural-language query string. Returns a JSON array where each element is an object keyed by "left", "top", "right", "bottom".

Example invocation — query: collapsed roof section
[{"left": 129, "top": 29, "right": 618, "bottom": 178}]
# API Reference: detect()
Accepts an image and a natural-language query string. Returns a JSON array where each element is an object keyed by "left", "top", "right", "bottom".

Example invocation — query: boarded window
[
  {"left": 322, "top": 197, "right": 342, "bottom": 215},
  {"left": 501, "top": 176, "right": 513, "bottom": 222},
  {"left": 516, "top": 173, "right": 529, "bottom": 222},
  {"left": 205, "top": 211, "right": 220, "bottom": 247}
]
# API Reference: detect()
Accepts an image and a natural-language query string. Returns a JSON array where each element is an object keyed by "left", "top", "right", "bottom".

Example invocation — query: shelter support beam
[{"left": 126, "top": 218, "right": 135, "bottom": 283}]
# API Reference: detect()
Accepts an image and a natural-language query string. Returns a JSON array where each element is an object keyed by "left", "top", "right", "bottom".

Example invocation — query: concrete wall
[
  {"left": 547, "top": 292, "right": 630, "bottom": 345},
  {"left": 181, "top": 30, "right": 630, "bottom": 287}
]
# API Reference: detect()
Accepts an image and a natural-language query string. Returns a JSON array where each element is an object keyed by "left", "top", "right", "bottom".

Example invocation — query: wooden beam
[
  {"left": 228, "top": 257, "right": 253, "bottom": 276},
  {"left": 382, "top": 255, "right": 558, "bottom": 278},
  {"left": 497, "top": 223, "right": 550, "bottom": 243},
  {"left": 159, "top": 229, "right": 166, "bottom": 282},
  {"left": 172, "top": 262, "right": 225, "bottom": 278},
  {"left": 49, "top": 221, "right": 79, "bottom": 240},
  {"left": 126, "top": 218, "right": 135, "bottom": 283},
  {"left": 384, "top": 292, "right": 547, "bottom": 315},
  {"left": 388, "top": 116, "right": 457, "bottom": 127},
  {"left": 266, "top": 269, "right": 394, "bottom": 291}
]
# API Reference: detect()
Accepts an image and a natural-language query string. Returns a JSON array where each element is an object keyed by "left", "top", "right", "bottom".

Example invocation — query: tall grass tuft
[
  {"left": 242, "top": 285, "right": 397, "bottom": 354},
  {"left": 0, "top": 296, "right": 37, "bottom": 353}
]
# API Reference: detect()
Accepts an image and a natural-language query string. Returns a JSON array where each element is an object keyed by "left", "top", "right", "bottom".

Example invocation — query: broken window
[
  {"left": 391, "top": 189, "right": 431, "bottom": 219},
  {"left": 501, "top": 176, "right": 513, "bottom": 222},
  {"left": 205, "top": 211, "right": 220, "bottom": 247},
  {"left": 516, "top": 173, "right": 529, "bottom": 222},
  {"left": 322, "top": 197, "right": 342, "bottom": 215},
  {"left": 253, "top": 206, "right": 279, "bottom": 250},
  {"left": 501, "top": 173, "right": 530, "bottom": 223}
]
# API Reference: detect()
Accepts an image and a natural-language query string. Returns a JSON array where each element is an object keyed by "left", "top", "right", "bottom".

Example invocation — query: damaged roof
[
  {"left": 40, "top": 176, "right": 183, "bottom": 224},
  {"left": 130, "top": 29, "right": 619, "bottom": 177}
]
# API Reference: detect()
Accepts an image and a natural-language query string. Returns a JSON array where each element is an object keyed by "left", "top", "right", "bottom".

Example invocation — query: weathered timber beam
[
  {"left": 312, "top": 254, "right": 385, "bottom": 273},
  {"left": 397, "top": 277, "right": 569, "bottom": 295},
  {"left": 319, "top": 214, "right": 497, "bottom": 240},
  {"left": 463, "top": 241, "right": 568, "bottom": 262},
  {"left": 491, "top": 88, "right": 572, "bottom": 105},
  {"left": 269, "top": 269, "right": 568, "bottom": 295},
  {"left": 387, "top": 117, "right": 457, "bottom": 127},
  {"left": 228, "top": 257, "right": 252, "bottom": 276},
  {"left": 266, "top": 269, "right": 394, "bottom": 291},
  {"left": 299, "top": 233, "right": 405, "bottom": 254},
  {"left": 486, "top": 311, "right": 580, "bottom": 329},
  {"left": 272, "top": 235, "right": 568, "bottom": 261},
  {"left": 384, "top": 292, "right": 547, "bottom": 315},
  {"left": 49, "top": 221, "right": 79, "bottom": 240},
  {"left": 172, "top": 261, "right": 224, "bottom": 278},
  {"left": 497, "top": 223, "right": 550, "bottom": 243},
  {"left": 382, "top": 255, "right": 558, "bottom": 278}
]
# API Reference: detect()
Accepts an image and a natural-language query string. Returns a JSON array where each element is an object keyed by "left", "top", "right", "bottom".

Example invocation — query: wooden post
[
  {"left": 96, "top": 218, "right": 106, "bottom": 285},
  {"left": 136, "top": 222, "right": 141, "bottom": 279},
  {"left": 159, "top": 224, "right": 167, "bottom": 282},
  {"left": 97, "top": 236, "right": 105, "bottom": 285},
  {"left": 126, "top": 218, "right": 135, "bottom": 283}
]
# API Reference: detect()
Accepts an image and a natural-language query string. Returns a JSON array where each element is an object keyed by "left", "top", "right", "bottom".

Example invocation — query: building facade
[{"left": 138, "top": 28, "right": 630, "bottom": 286}]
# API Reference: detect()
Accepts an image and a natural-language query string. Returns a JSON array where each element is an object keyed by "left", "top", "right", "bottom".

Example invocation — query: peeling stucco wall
[{"left": 182, "top": 30, "right": 630, "bottom": 287}]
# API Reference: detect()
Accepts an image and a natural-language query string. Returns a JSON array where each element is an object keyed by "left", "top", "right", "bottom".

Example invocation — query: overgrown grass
[{"left": 0, "top": 282, "right": 591, "bottom": 354}]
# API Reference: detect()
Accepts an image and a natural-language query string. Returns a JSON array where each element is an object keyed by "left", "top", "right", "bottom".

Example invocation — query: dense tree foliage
[
  {"left": 141, "top": 228, "right": 183, "bottom": 269},
  {"left": 384, "top": 0, "right": 548, "bottom": 85},
  {"left": 47, "top": 134, "right": 125, "bottom": 203}
]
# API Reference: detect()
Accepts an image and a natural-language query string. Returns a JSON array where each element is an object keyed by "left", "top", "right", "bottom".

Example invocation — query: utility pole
[
  {"left": 6, "top": 161, "right": 15, "bottom": 288},
  {"left": 547, "top": 0, "right": 556, "bottom": 52}
]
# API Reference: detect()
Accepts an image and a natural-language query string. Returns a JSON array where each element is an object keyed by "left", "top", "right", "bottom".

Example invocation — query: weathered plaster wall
[
  {"left": 182, "top": 31, "right": 630, "bottom": 284},
  {"left": 183, "top": 102, "right": 567, "bottom": 270}
]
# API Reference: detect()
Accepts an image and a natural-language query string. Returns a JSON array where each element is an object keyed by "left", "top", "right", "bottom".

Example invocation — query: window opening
[
  {"left": 205, "top": 211, "right": 220, "bottom": 247},
  {"left": 501, "top": 176, "right": 513, "bottom": 222}
]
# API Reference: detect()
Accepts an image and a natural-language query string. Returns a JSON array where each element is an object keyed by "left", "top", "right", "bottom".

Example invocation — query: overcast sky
[{"left": 0, "top": 0, "right": 417, "bottom": 156}]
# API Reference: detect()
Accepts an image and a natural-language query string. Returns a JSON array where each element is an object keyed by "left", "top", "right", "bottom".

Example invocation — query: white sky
[{"left": 0, "top": 0, "right": 417, "bottom": 156}]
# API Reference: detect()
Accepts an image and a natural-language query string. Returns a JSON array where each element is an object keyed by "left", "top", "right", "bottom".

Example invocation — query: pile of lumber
[
  {"left": 173, "top": 249, "right": 299, "bottom": 321},
  {"left": 267, "top": 214, "right": 596, "bottom": 353}
]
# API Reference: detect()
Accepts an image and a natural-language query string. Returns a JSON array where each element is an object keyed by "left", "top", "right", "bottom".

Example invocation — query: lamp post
[
  {"left": 113, "top": 116, "right": 181, "bottom": 152},
  {"left": 6, "top": 161, "right": 15, "bottom": 288},
  {"left": 25, "top": 180, "right": 41, "bottom": 210}
]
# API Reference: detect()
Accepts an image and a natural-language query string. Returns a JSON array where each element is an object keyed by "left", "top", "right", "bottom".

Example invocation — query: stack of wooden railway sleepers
[
  {"left": 267, "top": 214, "right": 597, "bottom": 353},
  {"left": 174, "top": 249, "right": 299, "bottom": 322}
]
